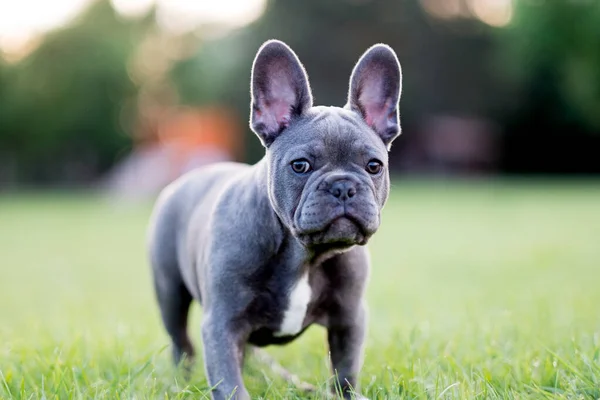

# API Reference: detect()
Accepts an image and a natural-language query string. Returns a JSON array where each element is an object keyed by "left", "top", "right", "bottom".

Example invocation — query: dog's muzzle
[{"left": 294, "top": 176, "right": 380, "bottom": 247}]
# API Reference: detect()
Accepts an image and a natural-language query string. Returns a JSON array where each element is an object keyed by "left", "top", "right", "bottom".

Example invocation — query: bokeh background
[
  {"left": 2, "top": 1, "right": 600, "bottom": 398},
  {"left": 1, "top": 0, "right": 599, "bottom": 192}
]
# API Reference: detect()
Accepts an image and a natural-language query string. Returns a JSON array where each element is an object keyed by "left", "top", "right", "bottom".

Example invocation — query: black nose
[{"left": 329, "top": 180, "right": 357, "bottom": 201}]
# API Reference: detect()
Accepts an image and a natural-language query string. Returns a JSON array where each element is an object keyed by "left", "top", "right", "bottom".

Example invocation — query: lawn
[{"left": 1, "top": 180, "right": 600, "bottom": 399}]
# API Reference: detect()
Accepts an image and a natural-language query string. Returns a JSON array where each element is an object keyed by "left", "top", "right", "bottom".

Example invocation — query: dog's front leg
[
  {"left": 201, "top": 313, "right": 250, "bottom": 400},
  {"left": 327, "top": 303, "right": 367, "bottom": 399}
]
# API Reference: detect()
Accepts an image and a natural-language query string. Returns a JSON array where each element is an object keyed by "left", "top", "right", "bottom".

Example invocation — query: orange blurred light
[
  {"left": 155, "top": 0, "right": 267, "bottom": 34},
  {"left": 468, "top": 0, "right": 513, "bottom": 27},
  {"left": 0, "top": 0, "right": 90, "bottom": 57},
  {"left": 420, "top": 0, "right": 466, "bottom": 20},
  {"left": 0, "top": 0, "right": 267, "bottom": 56}
]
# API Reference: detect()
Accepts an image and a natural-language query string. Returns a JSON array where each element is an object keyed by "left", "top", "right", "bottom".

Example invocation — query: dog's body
[{"left": 148, "top": 40, "right": 402, "bottom": 399}]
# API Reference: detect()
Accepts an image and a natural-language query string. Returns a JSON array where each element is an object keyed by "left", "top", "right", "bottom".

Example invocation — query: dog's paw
[{"left": 296, "top": 381, "right": 317, "bottom": 393}]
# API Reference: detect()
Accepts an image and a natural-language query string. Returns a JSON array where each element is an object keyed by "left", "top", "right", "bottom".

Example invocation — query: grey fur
[{"left": 147, "top": 39, "right": 402, "bottom": 400}]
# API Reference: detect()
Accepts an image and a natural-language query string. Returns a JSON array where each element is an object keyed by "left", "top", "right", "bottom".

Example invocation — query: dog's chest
[
  {"left": 247, "top": 260, "right": 330, "bottom": 347},
  {"left": 274, "top": 272, "right": 312, "bottom": 337}
]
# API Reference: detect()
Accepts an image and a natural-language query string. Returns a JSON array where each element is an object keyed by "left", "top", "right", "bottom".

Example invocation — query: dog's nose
[{"left": 329, "top": 180, "right": 357, "bottom": 201}]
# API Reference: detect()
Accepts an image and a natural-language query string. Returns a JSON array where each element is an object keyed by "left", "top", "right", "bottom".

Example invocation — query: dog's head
[{"left": 250, "top": 40, "right": 402, "bottom": 250}]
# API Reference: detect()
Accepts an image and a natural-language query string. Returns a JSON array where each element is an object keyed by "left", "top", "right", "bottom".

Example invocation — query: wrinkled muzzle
[{"left": 293, "top": 174, "right": 380, "bottom": 247}]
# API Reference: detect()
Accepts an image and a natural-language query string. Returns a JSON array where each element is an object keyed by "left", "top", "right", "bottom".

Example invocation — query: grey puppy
[{"left": 147, "top": 39, "right": 402, "bottom": 399}]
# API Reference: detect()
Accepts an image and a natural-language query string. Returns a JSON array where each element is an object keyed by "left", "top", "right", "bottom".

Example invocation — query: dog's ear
[
  {"left": 347, "top": 44, "right": 402, "bottom": 148},
  {"left": 250, "top": 40, "right": 313, "bottom": 147}
]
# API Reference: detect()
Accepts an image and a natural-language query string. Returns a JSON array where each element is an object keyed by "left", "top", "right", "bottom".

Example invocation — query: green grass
[{"left": 1, "top": 180, "right": 600, "bottom": 399}]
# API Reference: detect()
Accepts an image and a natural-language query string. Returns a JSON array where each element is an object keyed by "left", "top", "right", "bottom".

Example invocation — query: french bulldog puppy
[{"left": 147, "top": 39, "right": 402, "bottom": 399}]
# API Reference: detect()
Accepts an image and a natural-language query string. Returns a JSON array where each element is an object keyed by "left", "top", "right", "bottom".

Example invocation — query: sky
[{"left": 0, "top": 0, "right": 267, "bottom": 55}]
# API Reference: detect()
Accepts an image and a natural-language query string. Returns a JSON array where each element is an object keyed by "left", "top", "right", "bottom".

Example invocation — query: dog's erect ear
[
  {"left": 250, "top": 40, "right": 313, "bottom": 147},
  {"left": 347, "top": 44, "right": 402, "bottom": 148}
]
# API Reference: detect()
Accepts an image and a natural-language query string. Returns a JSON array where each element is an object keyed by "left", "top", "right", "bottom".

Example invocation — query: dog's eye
[
  {"left": 291, "top": 159, "right": 312, "bottom": 174},
  {"left": 366, "top": 160, "right": 383, "bottom": 175}
]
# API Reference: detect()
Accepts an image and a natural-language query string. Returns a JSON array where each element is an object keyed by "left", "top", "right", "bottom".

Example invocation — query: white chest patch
[{"left": 274, "top": 272, "right": 312, "bottom": 337}]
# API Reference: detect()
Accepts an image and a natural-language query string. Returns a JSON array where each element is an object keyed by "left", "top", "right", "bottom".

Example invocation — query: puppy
[{"left": 148, "top": 39, "right": 402, "bottom": 399}]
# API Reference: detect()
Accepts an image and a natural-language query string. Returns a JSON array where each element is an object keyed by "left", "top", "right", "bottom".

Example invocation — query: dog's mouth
[
  {"left": 296, "top": 215, "right": 371, "bottom": 249},
  {"left": 292, "top": 187, "right": 382, "bottom": 250}
]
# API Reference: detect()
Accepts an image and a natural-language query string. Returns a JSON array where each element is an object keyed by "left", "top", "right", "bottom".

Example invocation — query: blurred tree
[
  {"left": 0, "top": 60, "right": 18, "bottom": 184},
  {"left": 0, "top": 0, "right": 151, "bottom": 182},
  {"left": 171, "top": 0, "right": 501, "bottom": 164},
  {"left": 493, "top": 1, "right": 600, "bottom": 174},
  {"left": 498, "top": 1, "right": 600, "bottom": 131},
  {"left": 3, "top": 0, "right": 599, "bottom": 183},
  {"left": 172, "top": 0, "right": 600, "bottom": 172}
]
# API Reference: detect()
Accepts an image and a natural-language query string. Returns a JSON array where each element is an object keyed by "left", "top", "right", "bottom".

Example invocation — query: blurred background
[
  {"left": 1, "top": 0, "right": 599, "bottom": 197},
  {"left": 1, "top": 3, "right": 600, "bottom": 397}
]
